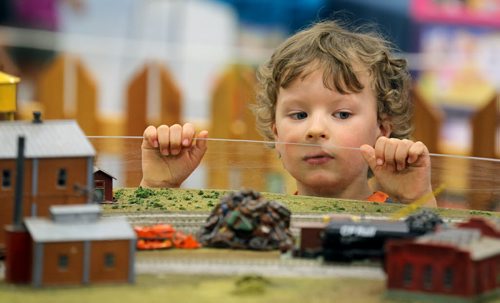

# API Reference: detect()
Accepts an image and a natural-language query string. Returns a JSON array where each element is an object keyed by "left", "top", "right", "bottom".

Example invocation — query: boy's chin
[{"left": 298, "top": 172, "right": 343, "bottom": 188}]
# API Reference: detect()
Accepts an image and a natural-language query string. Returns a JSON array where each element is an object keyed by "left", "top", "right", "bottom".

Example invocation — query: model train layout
[{"left": 1, "top": 114, "right": 499, "bottom": 303}]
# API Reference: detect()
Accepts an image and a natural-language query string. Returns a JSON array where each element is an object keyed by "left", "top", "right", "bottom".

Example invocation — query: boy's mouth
[{"left": 303, "top": 152, "right": 334, "bottom": 165}]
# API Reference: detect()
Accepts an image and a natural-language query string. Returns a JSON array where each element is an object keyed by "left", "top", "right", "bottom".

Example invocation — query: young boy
[{"left": 140, "top": 21, "right": 436, "bottom": 206}]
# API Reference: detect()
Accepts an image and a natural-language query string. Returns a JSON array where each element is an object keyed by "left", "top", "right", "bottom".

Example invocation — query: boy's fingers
[
  {"left": 383, "top": 138, "right": 399, "bottom": 169},
  {"left": 181, "top": 123, "right": 196, "bottom": 147},
  {"left": 374, "top": 137, "right": 388, "bottom": 166},
  {"left": 394, "top": 139, "right": 412, "bottom": 171},
  {"left": 142, "top": 125, "right": 159, "bottom": 148},
  {"left": 157, "top": 125, "right": 170, "bottom": 155},
  {"left": 169, "top": 124, "right": 183, "bottom": 155},
  {"left": 195, "top": 130, "right": 209, "bottom": 147},
  {"left": 192, "top": 130, "right": 208, "bottom": 160},
  {"left": 360, "top": 144, "right": 377, "bottom": 171},
  {"left": 408, "top": 141, "right": 427, "bottom": 164}
]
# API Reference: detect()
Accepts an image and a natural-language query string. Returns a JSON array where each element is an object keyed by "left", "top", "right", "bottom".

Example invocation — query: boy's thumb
[{"left": 360, "top": 144, "right": 377, "bottom": 171}]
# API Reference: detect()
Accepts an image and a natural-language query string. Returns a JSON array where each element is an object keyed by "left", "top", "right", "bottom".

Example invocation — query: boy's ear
[
  {"left": 272, "top": 123, "right": 278, "bottom": 138},
  {"left": 378, "top": 115, "right": 392, "bottom": 137}
]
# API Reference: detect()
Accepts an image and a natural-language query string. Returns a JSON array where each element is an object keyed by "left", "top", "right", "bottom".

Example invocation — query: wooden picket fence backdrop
[
  {"left": 412, "top": 88, "right": 499, "bottom": 210},
  {"left": 10, "top": 54, "right": 499, "bottom": 210}
]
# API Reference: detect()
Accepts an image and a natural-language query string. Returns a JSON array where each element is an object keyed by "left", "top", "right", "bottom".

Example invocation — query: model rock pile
[
  {"left": 198, "top": 189, "right": 294, "bottom": 252},
  {"left": 405, "top": 209, "right": 444, "bottom": 234}
]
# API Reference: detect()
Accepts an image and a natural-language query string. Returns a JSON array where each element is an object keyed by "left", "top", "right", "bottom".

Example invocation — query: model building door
[{"left": 94, "top": 180, "right": 105, "bottom": 202}]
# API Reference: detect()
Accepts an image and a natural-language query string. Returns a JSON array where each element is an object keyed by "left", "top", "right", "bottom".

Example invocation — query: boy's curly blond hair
[{"left": 253, "top": 21, "right": 412, "bottom": 141}]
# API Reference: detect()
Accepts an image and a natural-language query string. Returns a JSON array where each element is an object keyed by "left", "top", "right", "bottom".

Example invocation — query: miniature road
[{"left": 136, "top": 258, "right": 386, "bottom": 279}]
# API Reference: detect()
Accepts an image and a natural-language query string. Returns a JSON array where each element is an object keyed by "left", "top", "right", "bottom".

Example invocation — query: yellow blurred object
[
  {"left": 390, "top": 184, "right": 446, "bottom": 220},
  {"left": 0, "top": 71, "right": 20, "bottom": 120}
]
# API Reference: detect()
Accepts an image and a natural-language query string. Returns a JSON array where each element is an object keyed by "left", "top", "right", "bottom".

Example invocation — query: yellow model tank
[{"left": 0, "top": 71, "right": 20, "bottom": 120}]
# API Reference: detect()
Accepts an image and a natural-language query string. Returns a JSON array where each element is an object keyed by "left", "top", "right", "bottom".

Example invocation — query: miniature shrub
[
  {"left": 113, "top": 189, "right": 125, "bottom": 200},
  {"left": 135, "top": 187, "right": 155, "bottom": 199},
  {"left": 203, "top": 191, "right": 220, "bottom": 199},
  {"left": 158, "top": 188, "right": 173, "bottom": 197},
  {"left": 233, "top": 275, "right": 270, "bottom": 296},
  {"left": 129, "top": 196, "right": 142, "bottom": 205},
  {"left": 150, "top": 200, "right": 163, "bottom": 209},
  {"left": 470, "top": 210, "right": 491, "bottom": 216}
]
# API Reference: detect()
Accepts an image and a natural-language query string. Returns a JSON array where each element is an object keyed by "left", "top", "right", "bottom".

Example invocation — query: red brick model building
[
  {"left": 6, "top": 204, "right": 136, "bottom": 287},
  {"left": 386, "top": 218, "right": 500, "bottom": 302},
  {"left": 93, "top": 167, "right": 116, "bottom": 203},
  {"left": 457, "top": 217, "right": 500, "bottom": 238},
  {"left": 0, "top": 114, "right": 95, "bottom": 248}
]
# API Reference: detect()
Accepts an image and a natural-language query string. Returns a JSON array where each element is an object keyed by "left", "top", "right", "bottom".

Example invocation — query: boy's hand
[
  {"left": 140, "top": 123, "right": 208, "bottom": 188},
  {"left": 360, "top": 137, "right": 436, "bottom": 207}
]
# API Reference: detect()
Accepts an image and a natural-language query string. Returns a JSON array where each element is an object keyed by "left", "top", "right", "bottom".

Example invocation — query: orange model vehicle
[{"left": 134, "top": 224, "right": 200, "bottom": 250}]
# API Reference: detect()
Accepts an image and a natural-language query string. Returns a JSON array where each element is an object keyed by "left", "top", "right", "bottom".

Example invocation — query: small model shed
[
  {"left": 6, "top": 204, "right": 136, "bottom": 287},
  {"left": 386, "top": 225, "right": 500, "bottom": 302},
  {"left": 93, "top": 167, "right": 116, "bottom": 203},
  {"left": 0, "top": 114, "right": 95, "bottom": 248}
]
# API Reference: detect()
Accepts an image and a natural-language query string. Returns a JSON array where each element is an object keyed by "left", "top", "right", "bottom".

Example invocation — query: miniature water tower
[{"left": 0, "top": 71, "right": 20, "bottom": 120}]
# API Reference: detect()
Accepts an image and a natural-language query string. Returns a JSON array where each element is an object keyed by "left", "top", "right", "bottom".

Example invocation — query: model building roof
[
  {"left": 94, "top": 166, "right": 117, "bottom": 179},
  {"left": 50, "top": 204, "right": 102, "bottom": 223},
  {"left": 25, "top": 216, "right": 135, "bottom": 242},
  {"left": 417, "top": 228, "right": 500, "bottom": 261},
  {"left": 0, "top": 119, "right": 95, "bottom": 159}
]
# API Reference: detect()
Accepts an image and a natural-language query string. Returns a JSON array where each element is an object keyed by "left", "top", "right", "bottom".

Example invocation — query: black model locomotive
[
  {"left": 294, "top": 210, "right": 444, "bottom": 262},
  {"left": 321, "top": 210, "right": 444, "bottom": 262}
]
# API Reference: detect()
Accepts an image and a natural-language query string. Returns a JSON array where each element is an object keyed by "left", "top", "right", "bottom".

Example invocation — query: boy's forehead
[{"left": 292, "top": 62, "right": 373, "bottom": 89}]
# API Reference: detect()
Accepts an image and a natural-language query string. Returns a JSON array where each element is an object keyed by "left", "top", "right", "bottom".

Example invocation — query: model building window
[
  {"left": 57, "top": 169, "right": 67, "bottom": 187},
  {"left": 104, "top": 253, "right": 115, "bottom": 268},
  {"left": 443, "top": 267, "right": 454, "bottom": 290},
  {"left": 2, "top": 169, "right": 11, "bottom": 189},
  {"left": 58, "top": 254, "right": 69, "bottom": 270},
  {"left": 403, "top": 263, "right": 413, "bottom": 287},
  {"left": 422, "top": 265, "right": 433, "bottom": 290}
]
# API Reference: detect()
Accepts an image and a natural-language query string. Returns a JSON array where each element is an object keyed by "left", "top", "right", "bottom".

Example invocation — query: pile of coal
[
  {"left": 405, "top": 209, "right": 444, "bottom": 234},
  {"left": 198, "top": 189, "right": 294, "bottom": 251}
]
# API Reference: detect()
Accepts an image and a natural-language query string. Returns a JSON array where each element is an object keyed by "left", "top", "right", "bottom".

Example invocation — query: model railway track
[
  {"left": 103, "top": 212, "right": 344, "bottom": 235},
  {"left": 135, "top": 258, "right": 385, "bottom": 279}
]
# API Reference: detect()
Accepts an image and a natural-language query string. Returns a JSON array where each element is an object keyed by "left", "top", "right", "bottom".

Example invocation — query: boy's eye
[
  {"left": 334, "top": 111, "right": 351, "bottom": 119},
  {"left": 290, "top": 112, "right": 308, "bottom": 120}
]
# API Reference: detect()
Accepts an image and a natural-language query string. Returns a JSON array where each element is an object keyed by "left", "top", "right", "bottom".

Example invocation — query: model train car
[{"left": 296, "top": 210, "right": 444, "bottom": 263}]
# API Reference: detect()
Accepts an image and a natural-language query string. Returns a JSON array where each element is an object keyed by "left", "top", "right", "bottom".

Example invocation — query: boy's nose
[{"left": 306, "top": 118, "right": 329, "bottom": 140}]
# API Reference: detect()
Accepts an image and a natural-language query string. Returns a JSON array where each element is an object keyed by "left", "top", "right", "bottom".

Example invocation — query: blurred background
[{"left": 0, "top": 0, "right": 498, "bottom": 209}]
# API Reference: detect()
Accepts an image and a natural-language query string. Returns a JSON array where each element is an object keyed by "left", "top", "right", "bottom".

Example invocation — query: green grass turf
[
  {"left": 104, "top": 187, "right": 499, "bottom": 220},
  {"left": 0, "top": 273, "right": 399, "bottom": 303}
]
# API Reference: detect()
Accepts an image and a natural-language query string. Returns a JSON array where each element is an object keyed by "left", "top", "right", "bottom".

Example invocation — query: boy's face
[{"left": 273, "top": 67, "right": 390, "bottom": 198}]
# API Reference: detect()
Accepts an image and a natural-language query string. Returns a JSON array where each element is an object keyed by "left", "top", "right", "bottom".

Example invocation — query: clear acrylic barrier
[{"left": 89, "top": 136, "right": 500, "bottom": 211}]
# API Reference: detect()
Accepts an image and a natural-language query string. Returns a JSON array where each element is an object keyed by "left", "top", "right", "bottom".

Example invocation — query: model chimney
[
  {"left": 13, "top": 136, "right": 25, "bottom": 227},
  {"left": 32, "top": 111, "right": 42, "bottom": 124}
]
